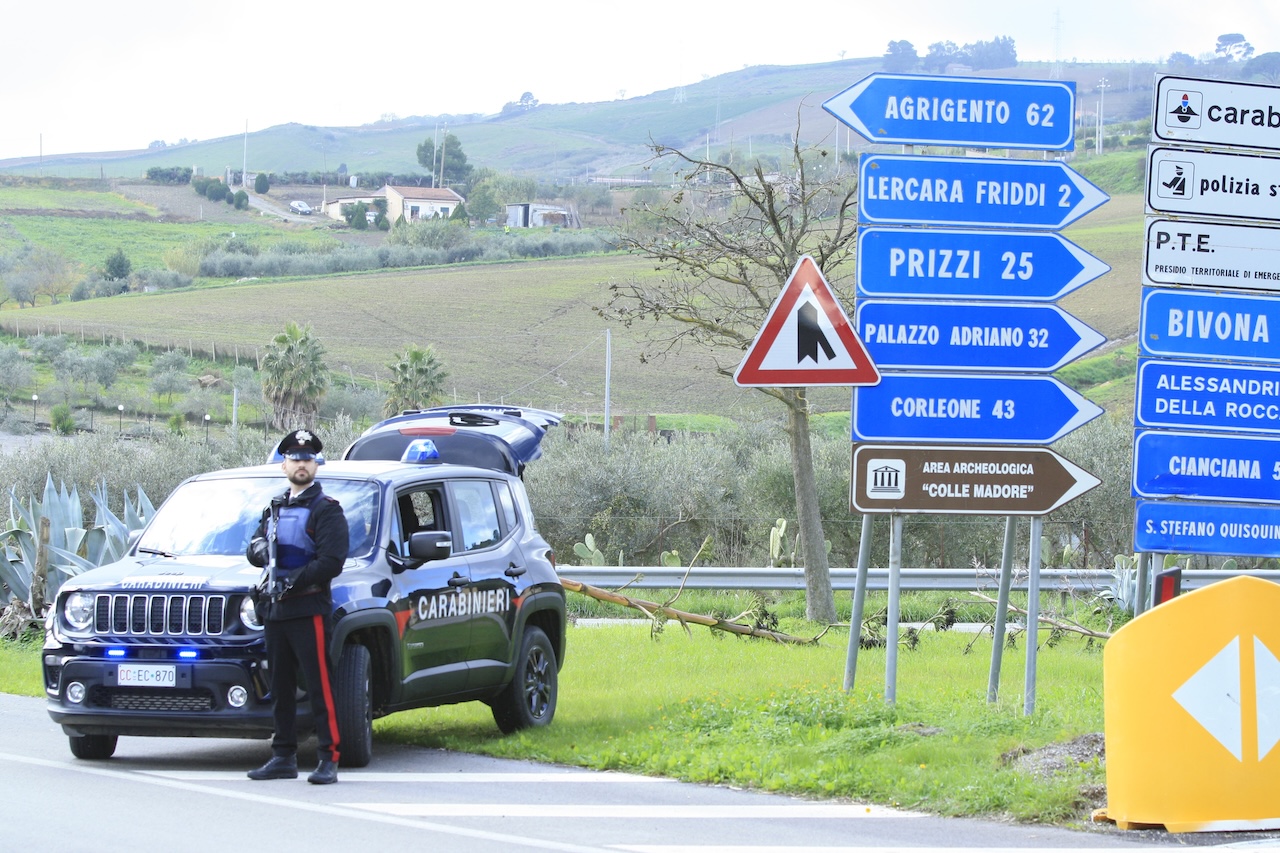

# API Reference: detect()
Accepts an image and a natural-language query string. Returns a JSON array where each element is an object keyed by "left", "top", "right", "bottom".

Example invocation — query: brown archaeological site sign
[{"left": 851, "top": 444, "right": 1100, "bottom": 515}]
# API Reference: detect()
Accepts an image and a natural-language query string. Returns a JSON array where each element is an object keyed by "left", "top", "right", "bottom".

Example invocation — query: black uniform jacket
[{"left": 246, "top": 482, "right": 349, "bottom": 621}]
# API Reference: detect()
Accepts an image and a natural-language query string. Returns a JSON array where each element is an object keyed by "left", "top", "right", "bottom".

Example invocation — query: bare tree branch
[{"left": 601, "top": 113, "right": 858, "bottom": 622}]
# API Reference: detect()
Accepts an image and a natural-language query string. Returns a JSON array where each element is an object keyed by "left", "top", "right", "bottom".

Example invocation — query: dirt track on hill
[{"left": 114, "top": 183, "right": 379, "bottom": 246}]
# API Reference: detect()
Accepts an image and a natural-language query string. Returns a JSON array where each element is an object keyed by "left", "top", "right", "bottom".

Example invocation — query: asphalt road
[{"left": 8, "top": 692, "right": 1260, "bottom": 852}]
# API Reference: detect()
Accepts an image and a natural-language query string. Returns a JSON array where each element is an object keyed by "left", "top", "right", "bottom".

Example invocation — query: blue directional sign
[
  {"left": 1132, "top": 430, "right": 1280, "bottom": 504},
  {"left": 851, "top": 373, "right": 1103, "bottom": 444},
  {"left": 1136, "top": 359, "right": 1280, "bottom": 435},
  {"left": 857, "top": 227, "right": 1110, "bottom": 301},
  {"left": 822, "top": 73, "right": 1076, "bottom": 150},
  {"left": 858, "top": 300, "right": 1104, "bottom": 372},
  {"left": 1140, "top": 287, "right": 1280, "bottom": 363},
  {"left": 1135, "top": 499, "right": 1280, "bottom": 559},
  {"left": 859, "top": 154, "right": 1109, "bottom": 229}
]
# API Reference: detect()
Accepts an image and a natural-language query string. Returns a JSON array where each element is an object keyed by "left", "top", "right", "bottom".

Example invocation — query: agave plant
[
  {"left": 0, "top": 475, "right": 153, "bottom": 630},
  {"left": 47, "top": 481, "right": 154, "bottom": 575}
]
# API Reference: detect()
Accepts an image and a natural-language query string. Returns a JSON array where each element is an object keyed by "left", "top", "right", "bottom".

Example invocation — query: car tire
[
  {"left": 491, "top": 626, "right": 557, "bottom": 734},
  {"left": 334, "top": 644, "right": 373, "bottom": 768},
  {"left": 68, "top": 733, "right": 117, "bottom": 760}
]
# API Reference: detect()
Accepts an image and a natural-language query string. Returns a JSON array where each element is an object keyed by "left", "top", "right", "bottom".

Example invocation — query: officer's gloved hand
[{"left": 248, "top": 537, "right": 269, "bottom": 567}]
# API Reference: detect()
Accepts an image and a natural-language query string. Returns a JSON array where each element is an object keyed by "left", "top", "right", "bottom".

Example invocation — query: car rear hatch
[{"left": 341, "top": 405, "right": 561, "bottom": 476}]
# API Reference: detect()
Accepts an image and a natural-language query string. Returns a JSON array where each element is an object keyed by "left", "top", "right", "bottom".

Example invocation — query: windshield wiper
[{"left": 136, "top": 547, "right": 177, "bottom": 558}]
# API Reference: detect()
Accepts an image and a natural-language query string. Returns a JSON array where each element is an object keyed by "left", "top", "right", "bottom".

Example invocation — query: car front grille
[
  {"left": 89, "top": 685, "right": 214, "bottom": 712},
  {"left": 94, "top": 593, "right": 227, "bottom": 637}
]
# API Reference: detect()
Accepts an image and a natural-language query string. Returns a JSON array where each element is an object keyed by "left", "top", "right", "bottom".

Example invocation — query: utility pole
[
  {"left": 437, "top": 125, "right": 447, "bottom": 190},
  {"left": 242, "top": 120, "right": 248, "bottom": 187},
  {"left": 1096, "top": 79, "right": 1110, "bottom": 156}
]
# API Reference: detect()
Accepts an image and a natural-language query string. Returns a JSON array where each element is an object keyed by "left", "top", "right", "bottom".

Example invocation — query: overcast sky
[{"left": 3, "top": 0, "right": 1274, "bottom": 161}]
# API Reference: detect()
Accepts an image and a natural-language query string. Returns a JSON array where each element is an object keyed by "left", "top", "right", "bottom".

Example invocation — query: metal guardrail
[{"left": 559, "top": 566, "right": 1280, "bottom": 594}]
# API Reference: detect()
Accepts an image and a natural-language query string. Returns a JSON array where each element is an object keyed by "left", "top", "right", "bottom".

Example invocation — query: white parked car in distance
[{"left": 289, "top": 200, "right": 312, "bottom": 215}]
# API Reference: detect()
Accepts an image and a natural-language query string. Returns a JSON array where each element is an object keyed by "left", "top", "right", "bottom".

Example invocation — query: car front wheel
[
  {"left": 491, "top": 626, "right": 557, "bottom": 734},
  {"left": 68, "top": 733, "right": 117, "bottom": 760},
  {"left": 334, "top": 644, "right": 373, "bottom": 768}
]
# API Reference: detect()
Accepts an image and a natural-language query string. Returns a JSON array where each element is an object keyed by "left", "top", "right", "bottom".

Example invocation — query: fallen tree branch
[
  {"left": 969, "top": 591, "right": 1112, "bottom": 640},
  {"left": 559, "top": 577, "right": 821, "bottom": 645}
]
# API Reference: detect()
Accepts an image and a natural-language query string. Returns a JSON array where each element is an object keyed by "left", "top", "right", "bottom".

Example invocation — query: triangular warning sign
[{"left": 734, "top": 256, "right": 880, "bottom": 388}]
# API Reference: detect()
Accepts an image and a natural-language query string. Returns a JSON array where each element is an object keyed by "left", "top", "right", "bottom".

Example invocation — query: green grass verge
[
  {"left": 377, "top": 625, "right": 1105, "bottom": 822},
  {"left": 0, "top": 635, "right": 43, "bottom": 696},
  {"left": 0, "top": 620, "right": 1106, "bottom": 823}
]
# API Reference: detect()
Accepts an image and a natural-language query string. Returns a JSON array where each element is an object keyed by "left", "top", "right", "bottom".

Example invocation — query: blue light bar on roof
[{"left": 402, "top": 438, "right": 441, "bottom": 464}]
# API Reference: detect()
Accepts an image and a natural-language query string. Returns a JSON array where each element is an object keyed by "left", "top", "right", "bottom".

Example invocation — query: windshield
[{"left": 135, "top": 476, "right": 380, "bottom": 559}]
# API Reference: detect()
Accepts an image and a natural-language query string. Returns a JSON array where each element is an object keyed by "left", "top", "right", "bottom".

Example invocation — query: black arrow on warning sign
[{"left": 797, "top": 302, "right": 836, "bottom": 364}]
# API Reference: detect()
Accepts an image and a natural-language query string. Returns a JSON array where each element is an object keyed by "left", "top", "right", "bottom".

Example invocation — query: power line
[{"left": 495, "top": 331, "right": 607, "bottom": 400}]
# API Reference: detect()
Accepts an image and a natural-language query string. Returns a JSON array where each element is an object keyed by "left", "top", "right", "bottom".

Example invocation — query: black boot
[
  {"left": 247, "top": 754, "right": 298, "bottom": 780},
  {"left": 308, "top": 758, "right": 338, "bottom": 785}
]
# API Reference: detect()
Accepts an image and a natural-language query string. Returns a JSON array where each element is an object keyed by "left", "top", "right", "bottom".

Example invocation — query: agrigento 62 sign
[{"left": 823, "top": 73, "right": 1075, "bottom": 150}]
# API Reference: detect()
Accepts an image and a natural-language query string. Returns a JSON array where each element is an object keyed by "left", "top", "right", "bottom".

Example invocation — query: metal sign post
[
  {"left": 885, "top": 513, "right": 904, "bottom": 705},
  {"left": 987, "top": 516, "right": 1018, "bottom": 703},
  {"left": 1024, "top": 516, "right": 1044, "bottom": 715},
  {"left": 843, "top": 514, "right": 874, "bottom": 691}
]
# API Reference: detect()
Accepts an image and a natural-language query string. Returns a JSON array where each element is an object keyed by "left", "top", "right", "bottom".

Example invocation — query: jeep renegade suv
[{"left": 44, "top": 407, "right": 564, "bottom": 767}]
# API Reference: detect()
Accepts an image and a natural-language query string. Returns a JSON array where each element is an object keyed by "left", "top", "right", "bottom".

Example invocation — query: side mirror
[{"left": 408, "top": 531, "right": 452, "bottom": 563}]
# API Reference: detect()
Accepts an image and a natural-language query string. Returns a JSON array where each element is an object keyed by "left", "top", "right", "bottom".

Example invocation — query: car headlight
[
  {"left": 64, "top": 592, "right": 94, "bottom": 631},
  {"left": 240, "top": 596, "right": 263, "bottom": 631}
]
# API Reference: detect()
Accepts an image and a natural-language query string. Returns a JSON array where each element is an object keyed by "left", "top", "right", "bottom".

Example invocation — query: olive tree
[{"left": 603, "top": 130, "right": 858, "bottom": 622}]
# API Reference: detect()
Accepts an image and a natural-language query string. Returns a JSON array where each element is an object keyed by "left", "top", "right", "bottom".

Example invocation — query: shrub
[
  {"left": 49, "top": 404, "right": 76, "bottom": 436},
  {"left": 254, "top": 173, "right": 269, "bottom": 194},
  {"left": 205, "top": 181, "right": 229, "bottom": 202},
  {"left": 233, "top": 190, "right": 249, "bottom": 210},
  {"left": 133, "top": 268, "right": 193, "bottom": 291},
  {"left": 319, "top": 384, "right": 382, "bottom": 425},
  {"left": 104, "top": 249, "right": 132, "bottom": 281},
  {"left": 147, "top": 166, "right": 193, "bottom": 185}
]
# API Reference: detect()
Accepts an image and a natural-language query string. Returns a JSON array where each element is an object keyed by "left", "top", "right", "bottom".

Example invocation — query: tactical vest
[{"left": 275, "top": 502, "right": 316, "bottom": 575}]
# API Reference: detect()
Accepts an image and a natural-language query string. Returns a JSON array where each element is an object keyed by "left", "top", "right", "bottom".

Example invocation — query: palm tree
[
  {"left": 384, "top": 344, "right": 448, "bottom": 417},
  {"left": 261, "top": 322, "right": 329, "bottom": 429}
]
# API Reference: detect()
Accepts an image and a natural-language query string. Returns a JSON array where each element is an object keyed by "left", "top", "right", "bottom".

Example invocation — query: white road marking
[
  {"left": 344, "top": 803, "right": 922, "bottom": 819},
  {"left": 608, "top": 849, "right": 1150, "bottom": 853},
  {"left": 0, "top": 751, "right": 605, "bottom": 852},
  {"left": 143, "top": 770, "right": 673, "bottom": 784}
]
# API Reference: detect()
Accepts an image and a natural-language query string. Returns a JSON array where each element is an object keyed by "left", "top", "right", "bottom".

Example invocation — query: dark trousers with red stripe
[{"left": 264, "top": 613, "right": 341, "bottom": 763}]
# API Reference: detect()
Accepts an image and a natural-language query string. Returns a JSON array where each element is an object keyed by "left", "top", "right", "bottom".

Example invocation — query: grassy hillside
[
  {"left": 0, "top": 173, "right": 1146, "bottom": 422},
  {"left": 6, "top": 255, "right": 848, "bottom": 420},
  {"left": 0, "top": 59, "right": 1159, "bottom": 182}
]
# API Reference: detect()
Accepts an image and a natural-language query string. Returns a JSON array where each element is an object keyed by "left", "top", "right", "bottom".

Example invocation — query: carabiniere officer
[{"left": 246, "top": 429, "right": 349, "bottom": 785}]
